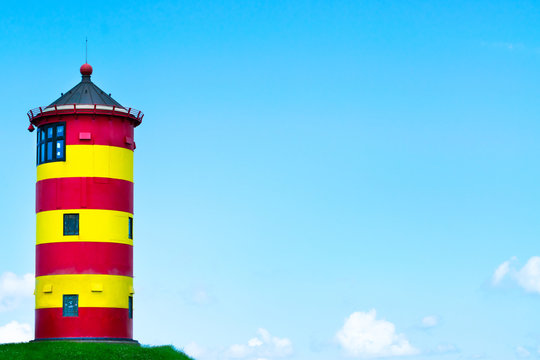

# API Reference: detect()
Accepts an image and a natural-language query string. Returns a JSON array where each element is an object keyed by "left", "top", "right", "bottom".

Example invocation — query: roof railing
[{"left": 27, "top": 104, "right": 144, "bottom": 123}]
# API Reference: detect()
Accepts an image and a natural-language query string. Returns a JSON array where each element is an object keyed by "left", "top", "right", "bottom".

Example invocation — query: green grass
[{"left": 0, "top": 342, "right": 193, "bottom": 360}]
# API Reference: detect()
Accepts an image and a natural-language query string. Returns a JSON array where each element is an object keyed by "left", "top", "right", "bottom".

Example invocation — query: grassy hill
[{"left": 0, "top": 342, "right": 193, "bottom": 360}]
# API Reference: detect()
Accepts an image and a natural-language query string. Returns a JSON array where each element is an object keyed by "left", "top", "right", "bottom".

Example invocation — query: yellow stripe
[
  {"left": 37, "top": 209, "right": 133, "bottom": 245},
  {"left": 36, "top": 274, "right": 132, "bottom": 309},
  {"left": 37, "top": 145, "right": 133, "bottom": 182}
]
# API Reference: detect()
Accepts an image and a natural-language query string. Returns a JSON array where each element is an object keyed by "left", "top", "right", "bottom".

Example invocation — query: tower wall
[{"left": 33, "top": 111, "right": 136, "bottom": 341}]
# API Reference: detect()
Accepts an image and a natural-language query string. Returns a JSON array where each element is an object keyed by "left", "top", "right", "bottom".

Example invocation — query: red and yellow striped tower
[{"left": 27, "top": 63, "right": 143, "bottom": 342}]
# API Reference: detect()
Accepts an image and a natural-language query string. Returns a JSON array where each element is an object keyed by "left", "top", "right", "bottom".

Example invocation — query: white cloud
[
  {"left": 516, "top": 346, "right": 531, "bottom": 357},
  {"left": 470, "top": 353, "right": 486, "bottom": 359},
  {"left": 228, "top": 344, "right": 252, "bottom": 358},
  {"left": 226, "top": 328, "right": 293, "bottom": 359},
  {"left": 0, "top": 321, "right": 32, "bottom": 344},
  {"left": 183, "top": 341, "right": 207, "bottom": 359},
  {"left": 0, "top": 272, "right": 34, "bottom": 312},
  {"left": 515, "top": 257, "right": 540, "bottom": 293},
  {"left": 421, "top": 316, "right": 438, "bottom": 328},
  {"left": 335, "top": 310, "right": 418, "bottom": 358},
  {"left": 248, "top": 338, "right": 264, "bottom": 347},
  {"left": 492, "top": 256, "right": 540, "bottom": 294},
  {"left": 492, "top": 260, "right": 511, "bottom": 285},
  {"left": 181, "top": 285, "right": 214, "bottom": 306},
  {"left": 435, "top": 343, "right": 457, "bottom": 353},
  {"left": 191, "top": 289, "right": 211, "bottom": 305}
]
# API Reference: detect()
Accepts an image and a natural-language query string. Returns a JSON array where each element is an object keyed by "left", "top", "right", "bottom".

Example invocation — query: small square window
[
  {"left": 63, "top": 214, "right": 79, "bottom": 236},
  {"left": 63, "top": 294, "right": 78, "bottom": 317},
  {"left": 128, "top": 217, "right": 133, "bottom": 240}
]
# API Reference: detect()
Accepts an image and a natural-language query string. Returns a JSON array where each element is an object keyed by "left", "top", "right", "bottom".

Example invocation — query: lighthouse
[{"left": 27, "top": 63, "right": 143, "bottom": 342}]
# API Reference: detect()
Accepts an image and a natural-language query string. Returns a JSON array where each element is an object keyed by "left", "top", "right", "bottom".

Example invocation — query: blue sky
[{"left": 1, "top": 0, "right": 540, "bottom": 359}]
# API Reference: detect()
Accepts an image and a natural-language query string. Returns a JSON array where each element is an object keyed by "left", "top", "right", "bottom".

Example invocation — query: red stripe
[
  {"left": 36, "top": 114, "right": 135, "bottom": 150},
  {"left": 36, "top": 177, "right": 133, "bottom": 213},
  {"left": 35, "top": 307, "right": 132, "bottom": 339},
  {"left": 36, "top": 242, "right": 133, "bottom": 277}
]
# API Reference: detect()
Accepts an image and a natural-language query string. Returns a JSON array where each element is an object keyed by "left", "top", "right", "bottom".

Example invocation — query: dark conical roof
[
  {"left": 48, "top": 65, "right": 123, "bottom": 108},
  {"left": 27, "top": 63, "right": 144, "bottom": 126}
]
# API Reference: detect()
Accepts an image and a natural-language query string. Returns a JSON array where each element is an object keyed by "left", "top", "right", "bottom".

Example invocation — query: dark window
[
  {"left": 63, "top": 294, "right": 78, "bottom": 317},
  {"left": 57, "top": 140, "right": 64, "bottom": 158},
  {"left": 129, "top": 296, "right": 133, "bottom": 319},
  {"left": 63, "top": 214, "right": 79, "bottom": 236},
  {"left": 36, "top": 129, "right": 40, "bottom": 164},
  {"left": 37, "top": 122, "right": 66, "bottom": 165},
  {"left": 47, "top": 142, "right": 52, "bottom": 160},
  {"left": 128, "top": 217, "right": 133, "bottom": 240}
]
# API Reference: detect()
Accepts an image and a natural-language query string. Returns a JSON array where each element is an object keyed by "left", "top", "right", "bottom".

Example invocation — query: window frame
[
  {"left": 63, "top": 213, "right": 79, "bottom": 236},
  {"left": 129, "top": 296, "right": 133, "bottom": 319},
  {"left": 63, "top": 294, "right": 79, "bottom": 317},
  {"left": 37, "top": 122, "right": 66, "bottom": 165},
  {"left": 128, "top": 217, "right": 133, "bottom": 240}
]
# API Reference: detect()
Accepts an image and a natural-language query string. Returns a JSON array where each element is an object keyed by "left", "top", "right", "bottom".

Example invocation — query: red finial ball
[{"left": 80, "top": 63, "right": 93, "bottom": 76}]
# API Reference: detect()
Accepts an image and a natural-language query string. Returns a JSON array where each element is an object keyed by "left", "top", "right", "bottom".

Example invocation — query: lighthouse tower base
[{"left": 31, "top": 338, "right": 140, "bottom": 345}]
